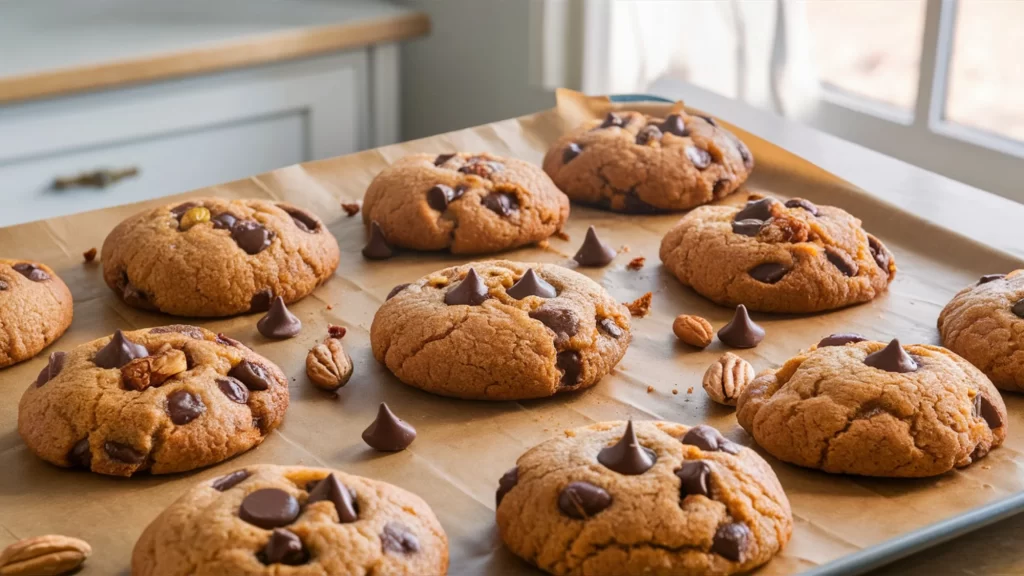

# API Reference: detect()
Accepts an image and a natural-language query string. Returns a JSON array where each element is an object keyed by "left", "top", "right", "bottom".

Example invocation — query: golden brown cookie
[
  {"left": 659, "top": 196, "right": 896, "bottom": 313},
  {"left": 0, "top": 259, "right": 73, "bottom": 368},
  {"left": 542, "top": 111, "right": 753, "bottom": 213},
  {"left": 18, "top": 326, "right": 288, "bottom": 476},
  {"left": 132, "top": 464, "right": 448, "bottom": 575},
  {"left": 737, "top": 337, "right": 1006, "bottom": 477},
  {"left": 938, "top": 271, "right": 1024, "bottom": 392},
  {"left": 101, "top": 198, "right": 339, "bottom": 317},
  {"left": 496, "top": 420, "right": 792, "bottom": 575},
  {"left": 362, "top": 153, "right": 570, "bottom": 254},
  {"left": 370, "top": 261, "right": 631, "bottom": 400}
]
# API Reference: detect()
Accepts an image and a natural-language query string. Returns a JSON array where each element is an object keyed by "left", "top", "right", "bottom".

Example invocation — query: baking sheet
[{"left": 2, "top": 89, "right": 1024, "bottom": 576}]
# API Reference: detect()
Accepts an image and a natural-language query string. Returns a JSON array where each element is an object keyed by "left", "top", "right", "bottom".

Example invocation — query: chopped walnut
[
  {"left": 626, "top": 257, "right": 646, "bottom": 271},
  {"left": 121, "top": 348, "right": 188, "bottom": 391},
  {"left": 624, "top": 292, "right": 653, "bottom": 317},
  {"left": 758, "top": 213, "right": 811, "bottom": 243},
  {"left": 341, "top": 202, "right": 361, "bottom": 217},
  {"left": 328, "top": 324, "right": 347, "bottom": 339}
]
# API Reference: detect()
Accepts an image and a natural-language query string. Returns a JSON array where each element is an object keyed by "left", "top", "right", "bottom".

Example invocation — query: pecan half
[
  {"left": 306, "top": 339, "right": 353, "bottom": 392},
  {"left": 0, "top": 535, "right": 91, "bottom": 576},
  {"left": 702, "top": 352, "right": 755, "bottom": 406},
  {"left": 672, "top": 315, "right": 714, "bottom": 348}
]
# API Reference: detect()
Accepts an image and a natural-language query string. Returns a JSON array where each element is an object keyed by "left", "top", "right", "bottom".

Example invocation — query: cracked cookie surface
[
  {"left": 132, "top": 464, "right": 448, "bottom": 576},
  {"left": 0, "top": 259, "right": 73, "bottom": 368},
  {"left": 496, "top": 420, "right": 792, "bottom": 576},
  {"left": 542, "top": 111, "right": 753, "bottom": 213},
  {"left": 659, "top": 196, "right": 896, "bottom": 313},
  {"left": 18, "top": 326, "right": 288, "bottom": 476},
  {"left": 736, "top": 339, "right": 1007, "bottom": 477},
  {"left": 101, "top": 197, "right": 340, "bottom": 317},
  {"left": 362, "top": 153, "right": 570, "bottom": 254},
  {"left": 938, "top": 270, "right": 1024, "bottom": 392},
  {"left": 370, "top": 261, "right": 631, "bottom": 400}
]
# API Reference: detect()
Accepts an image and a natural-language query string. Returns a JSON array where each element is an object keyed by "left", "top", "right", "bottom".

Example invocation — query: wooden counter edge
[{"left": 0, "top": 11, "right": 431, "bottom": 106}]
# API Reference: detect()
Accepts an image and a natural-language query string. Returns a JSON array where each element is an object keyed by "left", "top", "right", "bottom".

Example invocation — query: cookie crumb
[
  {"left": 619, "top": 244, "right": 631, "bottom": 253},
  {"left": 687, "top": 387, "right": 694, "bottom": 394},
  {"left": 565, "top": 429, "right": 577, "bottom": 438},
  {"left": 624, "top": 292, "right": 653, "bottom": 317},
  {"left": 341, "top": 202, "right": 361, "bottom": 217},
  {"left": 672, "top": 389, "right": 679, "bottom": 395},
  {"left": 326, "top": 304, "right": 333, "bottom": 310},
  {"left": 328, "top": 324, "right": 347, "bottom": 339},
  {"left": 428, "top": 275, "right": 450, "bottom": 288},
  {"left": 554, "top": 230, "right": 570, "bottom": 242},
  {"left": 646, "top": 385, "right": 654, "bottom": 393},
  {"left": 83, "top": 247, "right": 97, "bottom": 263},
  {"left": 626, "top": 256, "right": 645, "bottom": 270},
  {"left": 748, "top": 192, "right": 766, "bottom": 201}
]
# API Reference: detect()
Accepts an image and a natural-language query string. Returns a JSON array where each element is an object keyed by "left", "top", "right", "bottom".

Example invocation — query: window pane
[
  {"left": 945, "top": 1, "right": 1024, "bottom": 142},
  {"left": 805, "top": 0, "right": 926, "bottom": 110}
]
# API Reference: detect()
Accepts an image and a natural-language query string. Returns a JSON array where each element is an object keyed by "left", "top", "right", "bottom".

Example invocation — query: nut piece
[
  {"left": 702, "top": 352, "right": 755, "bottom": 406},
  {"left": 306, "top": 338, "right": 353, "bottom": 391},
  {"left": 0, "top": 535, "right": 91, "bottom": 576},
  {"left": 624, "top": 292, "right": 653, "bottom": 318},
  {"left": 121, "top": 348, "right": 188, "bottom": 391},
  {"left": 673, "top": 314, "right": 713, "bottom": 348},
  {"left": 179, "top": 206, "right": 211, "bottom": 231}
]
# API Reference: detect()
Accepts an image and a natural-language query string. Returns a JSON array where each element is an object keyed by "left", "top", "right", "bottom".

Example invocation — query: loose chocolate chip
[
  {"left": 211, "top": 213, "right": 238, "bottom": 230},
  {"left": 240, "top": 489, "right": 301, "bottom": 529},
  {"left": 867, "top": 235, "right": 890, "bottom": 271},
  {"left": 427, "top": 184, "right": 455, "bottom": 211},
  {"left": 573, "top": 226, "right": 617, "bottom": 267},
  {"left": 676, "top": 460, "right": 712, "bottom": 498},
  {"left": 864, "top": 339, "right": 918, "bottom": 373},
  {"left": 262, "top": 528, "right": 307, "bottom": 565},
  {"left": 600, "top": 112, "right": 624, "bottom": 129},
  {"left": 212, "top": 469, "right": 250, "bottom": 491},
  {"left": 381, "top": 522, "right": 420, "bottom": 554},
  {"left": 825, "top": 247, "right": 858, "bottom": 277},
  {"left": 785, "top": 198, "right": 818, "bottom": 215},
  {"left": 94, "top": 329, "right": 149, "bottom": 369},
  {"left": 556, "top": 351, "right": 582, "bottom": 386},
  {"left": 170, "top": 202, "right": 198, "bottom": 217},
  {"left": 0, "top": 280, "right": 7, "bottom": 290},
  {"left": 563, "top": 143, "right": 582, "bottom": 163},
  {"left": 979, "top": 274, "right": 1005, "bottom": 284},
  {"left": 482, "top": 192, "right": 519, "bottom": 217},
  {"left": 659, "top": 114, "right": 689, "bottom": 137},
  {"left": 104, "top": 441, "right": 144, "bottom": 464},
  {"left": 496, "top": 466, "right": 519, "bottom": 506},
  {"left": 700, "top": 115, "right": 718, "bottom": 126},
  {"left": 362, "top": 221, "right": 394, "bottom": 260},
  {"left": 530, "top": 305, "right": 579, "bottom": 345},
  {"left": 717, "top": 305, "right": 765, "bottom": 349},
  {"left": 737, "top": 141, "right": 754, "bottom": 169},
  {"left": 387, "top": 283, "right": 411, "bottom": 301},
  {"left": 748, "top": 263, "right": 788, "bottom": 284},
  {"left": 507, "top": 268, "right": 557, "bottom": 299},
  {"left": 249, "top": 290, "right": 273, "bottom": 313},
  {"left": 35, "top": 351, "right": 67, "bottom": 387},
  {"left": 231, "top": 220, "right": 274, "bottom": 255},
  {"left": 362, "top": 402, "right": 417, "bottom": 451},
  {"left": 635, "top": 125, "right": 662, "bottom": 145},
  {"left": 685, "top": 147, "right": 712, "bottom": 170},
  {"left": 974, "top": 394, "right": 1004, "bottom": 429},
  {"left": 818, "top": 333, "right": 868, "bottom": 348},
  {"left": 257, "top": 296, "right": 302, "bottom": 339},
  {"left": 598, "top": 318, "right": 623, "bottom": 339},
  {"left": 69, "top": 438, "right": 91, "bottom": 469},
  {"left": 217, "top": 377, "right": 250, "bottom": 404},
  {"left": 682, "top": 425, "right": 741, "bottom": 454},
  {"left": 230, "top": 360, "right": 272, "bottom": 391},
  {"left": 1012, "top": 298, "right": 1024, "bottom": 319},
  {"left": 281, "top": 206, "right": 320, "bottom": 232},
  {"left": 597, "top": 421, "right": 656, "bottom": 475},
  {"left": 712, "top": 522, "right": 750, "bottom": 562},
  {"left": 149, "top": 325, "right": 204, "bottom": 339},
  {"left": 434, "top": 153, "right": 456, "bottom": 166},
  {"left": 444, "top": 268, "right": 491, "bottom": 306},
  {"left": 122, "top": 281, "right": 158, "bottom": 311},
  {"left": 12, "top": 263, "right": 49, "bottom": 282},
  {"left": 167, "top": 390, "right": 205, "bottom": 425},
  {"left": 308, "top": 473, "right": 358, "bottom": 523},
  {"left": 731, "top": 219, "right": 763, "bottom": 237},
  {"left": 558, "top": 481, "right": 612, "bottom": 519},
  {"left": 735, "top": 198, "right": 778, "bottom": 221}
]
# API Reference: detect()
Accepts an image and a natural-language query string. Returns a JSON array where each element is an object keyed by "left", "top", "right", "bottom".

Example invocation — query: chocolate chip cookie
[
  {"left": 938, "top": 270, "right": 1024, "bottom": 392},
  {"left": 132, "top": 464, "right": 448, "bottom": 575},
  {"left": 370, "top": 261, "right": 631, "bottom": 400},
  {"left": 737, "top": 338, "right": 1007, "bottom": 477},
  {"left": 496, "top": 420, "right": 792, "bottom": 575},
  {"left": 101, "top": 198, "right": 340, "bottom": 317},
  {"left": 18, "top": 326, "right": 288, "bottom": 476},
  {"left": 659, "top": 196, "right": 896, "bottom": 313},
  {"left": 0, "top": 259, "right": 73, "bottom": 368},
  {"left": 362, "top": 153, "right": 570, "bottom": 254},
  {"left": 542, "top": 111, "right": 753, "bottom": 213}
]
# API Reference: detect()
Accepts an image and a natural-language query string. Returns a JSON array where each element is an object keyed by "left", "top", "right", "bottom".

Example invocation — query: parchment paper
[{"left": 2, "top": 89, "right": 1024, "bottom": 576}]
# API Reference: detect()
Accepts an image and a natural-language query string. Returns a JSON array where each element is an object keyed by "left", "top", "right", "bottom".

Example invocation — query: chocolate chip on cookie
[
  {"left": 817, "top": 333, "right": 868, "bottom": 348},
  {"left": 597, "top": 420, "right": 656, "bottom": 475},
  {"left": 229, "top": 360, "right": 272, "bottom": 391},
  {"left": 240, "top": 488, "right": 301, "bottom": 529},
  {"left": 495, "top": 467, "right": 519, "bottom": 506},
  {"left": 675, "top": 460, "right": 712, "bottom": 497},
  {"left": 257, "top": 297, "right": 302, "bottom": 339},
  {"left": 362, "top": 403, "right": 416, "bottom": 451},
  {"left": 682, "top": 424, "right": 740, "bottom": 454},
  {"left": 635, "top": 125, "right": 662, "bottom": 145},
  {"left": 864, "top": 339, "right": 917, "bottom": 373},
  {"left": 212, "top": 469, "right": 251, "bottom": 491},
  {"left": 94, "top": 330, "right": 149, "bottom": 369},
  {"left": 444, "top": 268, "right": 491, "bottom": 306},
  {"left": 230, "top": 220, "right": 274, "bottom": 255},
  {"left": 573, "top": 226, "right": 616, "bottom": 267},
  {"left": 717, "top": 305, "right": 764, "bottom": 349},
  {"left": 712, "top": 523, "right": 751, "bottom": 562},
  {"left": 978, "top": 273, "right": 1005, "bottom": 284},
  {"left": 507, "top": 268, "right": 557, "bottom": 299},
  {"left": 599, "top": 112, "right": 624, "bottom": 129},
  {"left": 34, "top": 351, "right": 67, "bottom": 387},
  {"left": 280, "top": 205, "right": 321, "bottom": 233},
  {"left": 659, "top": 114, "right": 689, "bottom": 137},
  {"left": 784, "top": 198, "right": 818, "bottom": 215},
  {"left": 557, "top": 481, "right": 612, "bottom": 519},
  {"left": 363, "top": 221, "right": 394, "bottom": 260},
  {"left": 386, "top": 283, "right": 411, "bottom": 301},
  {"left": 307, "top": 473, "right": 359, "bottom": 522},
  {"left": 381, "top": 521, "right": 421, "bottom": 554},
  {"left": 731, "top": 219, "right": 763, "bottom": 237},
  {"left": 261, "top": 528, "right": 307, "bottom": 565},
  {"left": 13, "top": 263, "right": 49, "bottom": 282}
]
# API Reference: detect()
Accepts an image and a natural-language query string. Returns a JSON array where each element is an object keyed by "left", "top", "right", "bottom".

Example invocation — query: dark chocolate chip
[
  {"left": 496, "top": 466, "right": 519, "bottom": 506},
  {"left": 149, "top": 325, "right": 204, "bottom": 339},
  {"left": 387, "top": 283, "right": 411, "bottom": 301},
  {"left": 600, "top": 112, "right": 624, "bottom": 129},
  {"left": 507, "top": 268, "right": 557, "bottom": 299},
  {"left": 94, "top": 329, "right": 149, "bottom": 369},
  {"left": 737, "top": 141, "right": 754, "bottom": 169},
  {"left": 0, "top": 280, "right": 7, "bottom": 290},
  {"left": 563, "top": 143, "right": 582, "bottom": 163},
  {"left": 1013, "top": 298, "right": 1024, "bottom": 319},
  {"left": 556, "top": 351, "right": 582, "bottom": 386},
  {"left": 731, "top": 219, "right": 763, "bottom": 237},
  {"left": 676, "top": 460, "right": 712, "bottom": 498},
  {"left": 261, "top": 528, "right": 307, "bottom": 565},
  {"left": 427, "top": 184, "right": 455, "bottom": 211},
  {"left": 362, "top": 221, "right": 394, "bottom": 260},
  {"left": 685, "top": 146, "right": 712, "bottom": 169},
  {"left": 712, "top": 522, "right": 750, "bottom": 562},
  {"left": 381, "top": 522, "right": 420, "bottom": 554},
  {"left": 482, "top": 192, "right": 519, "bottom": 217},
  {"left": 734, "top": 198, "right": 778, "bottom": 221},
  {"left": 700, "top": 115, "right": 718, "bottom": 126},
  {"left": 785, "top": 198, "right": 818, "bottom": 215},
  {"left": 444, "top": 268, "right": 491, "bottom": 306},
  {"left": 867, "top": 235, "right": 890, "bottom": 271},
  {"left": 712, "top": 179, "right": 732, "bottom": 197},
  {"left": 122, "top": 281, "right": 158, "bottom": 311},
  {"left": 167, "top": 390, "right": 205, "bottom": 425},
  {"left": 530, "top": 305, "right": 579, "bottom": 345},
  {"left": 597, "top": 420, "right": 656, "bottom": 475},
  {"left": 217, "top": 377, "right": 250, "bottom": 404},
  {"left": 825, "top": 248, "right": 858, "bottom": 277},
  {"left": 635, "top": 125, "right": 662, "bottom": 145},
  {"left": 974, "top": 394, "right": 1004, "bottom": 429},
  {"left": 558, "top": 481, "right": 612, "bottom": 519},
  {"left": 281, "top": 205, "right": 320, "bottom": 232},
  {"left": 598, "top": 318, "right": 623, "bottom": 339},
  {"left": 434, "top": 153, "right": 456, "bottom": 166},
  {"left": 249, "top": 290, "right": 273, "bottom": 313},
  {"left": 12, "top": 263, "right": 49, "bottom": 282},
  {"left": 717, "top": 305, "right": 765, "bottom": 349},
  {"left": 216, "top": 333, "right": 245, "bottom": 348},
  {"left": 659, "top": 114, "right": 689, "bottom": 137},
  {"left": 682, "top": 425, "right": 741, "bottom": 454},
  {"left": 362, "top": 402, "right": 417, "bottom": 451},
  {"left": 749, "top": 263, "right": 788, "bottom": 284},
  {"left": 622, "top": 193, "right": 659, "bottom": 214},
  {"left": 307, "top": 473, "right": 358, "bottom": 523},
  {"left": 69, "top": 438, "right": 91, "bottom": 469},
  {"left": 864, "top": 339, "right": 918, "bottom": 373},
  {"left": 231, "top": 220, "right": 274, "bottom": 255},
  {"left": 229, "top": 360, "right": 272, "bottom": 391},
  {"left": 257, "top": 296, "right": 302, "bottom": 339},
  {"left": 211, "top": 213, "right": 238, "bottom": 230},
  {"left": 35, "top": 351, "right": 67, "bottom": 387},
  {"left": 170, "top": 202, "right": 198, "bottom": 217},
  {"left": 979, "top": 274, "right": 1005, "bottom": 285},
  {"left": 104, "top": 441, "right": 144, "bottom": 464},
  {"left": 573, "top": 226, "right": 616, "bottom": 267},
  {"left": 212, "top": 469, "right": 250, "bottom": 491},
  {"left": 239, "top": 488, "right": 300, "bottom": 529},
  {"left": 818, "top": 333, "right": 868, "bottom": 348}
]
